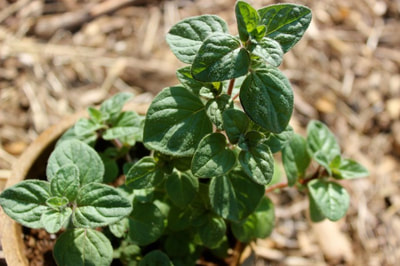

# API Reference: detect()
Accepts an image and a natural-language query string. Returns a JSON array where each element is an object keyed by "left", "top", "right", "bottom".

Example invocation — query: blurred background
[{"left": 0, "top": 0, "right": 399, "bottom": 265}]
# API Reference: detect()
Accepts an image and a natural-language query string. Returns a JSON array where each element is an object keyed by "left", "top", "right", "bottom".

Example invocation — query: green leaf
[
  {"left": 100, "top": 153, "right": 119, "bottom": 183},
  {"left": 0, "top": 180, "right": 50, "bottom": 228},
  {"left": 87, "top": 106, "right": 104, "bottom": 123},
  {"left": 102, "top": 111, "right": 144, "bottom": 143},
  {"left": 166, "top": 171, "right": 199, "bottom": 208},
  {"left": 239, "top": 132, "right": 274, "bottom": 185},
  {"left": 209, "top": 175, "right": 239, "bottom": 221},
  {"left": 74, "top": 118, "right": 104, "bottom": 136},
  {"left": 308, "top": 195, "right": 325, "bottom": 222},
  {"left": 231, "top": 196, "right": 275, "bottom": 242},
  {"left": 73, "top": 183, "right": 132, "bottom": 228},
  {"left": 139, "top": 250, "right": 173, "bottom": 266},
  {"left": 176, "top": 66, "right": 205, "bottom": 95},
  {"left": 99, "top": 92, "right": 133, "bottom": 120},
  {"left": 46, "top": 196, "right": 69, "bottom": 208},
  {"left": 263, "top": 125, "right": 293, "bottom": 153},
  {"left": 125, "top": 157, "right": 165, "bottom": 189},
  {"left": 57, "top": 126, "right": 97, "bottom": 147},
  {"left": 331, "top": 157, "right": 369, "bottom": 179},
  {"left": 229, "top": 169, "right": 265, "bottom": 220},
  {"left": 307, "top": 180, "right": 350, "bottom": 221},
  {"left": 47, "top": 140, "right": 104, "bottom": 185},
  {"left": 205, "top": 94, "right": 233, "bottom": 129},
  {"left": 109, "top": 218, "right": 129, "bottom": 238},
  {"left": 166, "top": 15, "right": 228, "bottom": 64},
  {"left": 167, "top": 207, "right": 192, "bottom": 231},
  {"left": 250, "top": 37, "right": 283, "bottom": 67},
  {"left": 191, "top": 133, "right": 236, "bottom": 178},
  {"left": 199, "top": 216, "right": 226, "bottom": 248},
  {"left": 240, "top": 67, "right": 293, "bottom": 133},
  {"left": 143, "top": 86, "right": 212, "bottom": 156},
  {"left": 282, "top": 134, "right": 311, "bottom": 186},
  {"left": 128, "top": 201, "right": 165, "bottom": 246},
  {"left": 307, "top": 120, "right": 341, "bottom": 162},
  {"left": 192, "top": 33, "right": 250, "bottom": 82},
  {"left": 235, "top": 1, "right": 260, "bottom": 42},
  {"left": 54, "top": 228, "right": 113, "bottom": 266},
  {"left": 314, "top": 151, "right": 333, "bottom": 175},
  {"left": 41, "top": 207, "right": 72, "bottom": 233},
  {"left": 50, "top": 164, "right": 80, "bottom": 201},
  {"left": 258, "top": 4, "right": 312, "bottom": 53},
  {"left": 222, "top": 109, "right": 249, "bottom": 144}
]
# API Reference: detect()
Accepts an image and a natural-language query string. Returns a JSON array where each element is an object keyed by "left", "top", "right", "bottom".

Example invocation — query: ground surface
[{"left": 0, "top": 0, "right": 399, "bottom": 265}]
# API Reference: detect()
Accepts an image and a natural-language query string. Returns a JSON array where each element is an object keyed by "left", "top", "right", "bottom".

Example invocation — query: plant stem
[
  {"left": 227, "top": 78, "right": 235, "bottom": 96},
  {"left": 265, "top": 181, "right": 289, "bottom": 193},
  {"left": 111, "top": 139, "right": 133, "bottom": 162}
]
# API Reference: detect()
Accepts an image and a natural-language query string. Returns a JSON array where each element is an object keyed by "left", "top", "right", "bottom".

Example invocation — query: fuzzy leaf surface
[
  {"left": 222, "top": 109, "right": 249, "bottom": 144},
  {"left": 205, "top": 94, "right": 233, "bottom": 129},
  {"left": 0, "top": 180, "right": 50, "bottom": 228},
  {"left": 125, "top": 157, "right": 164, "bottom": 189},
  {"left": 73, "top": 183, "right": 132, "bottom": 228},
  {"left": 282, "top": 134, "right": 310, "bottom": 186},
  {"left": 54, "top": 228, "right": 113, "bottom": 266},
  {"left": 166, "top": 15, "right": 228, "bottom": 64},
  {"left": 235, "top": 1, "right": 260, "bottom": 41},
  {"left": 330, "top": 157, "right": 369, "bottom": 180},
  {"left": 251, "top": 37, "right": 283, "bottom": 67},
  {"left": 47, "top": 140, "right": 104, "bottom": 185},
  {"left": 41, "top": 207, "right": 72, "bottom": 233},
  {"left": 166, "top": 171, "right": 198, "bottom": 208},
  {"left": 307, "top": 180, "right": 349, "bottom": 221},
  {"left": 258, "top": 4, "right": 312, "bottom": 53},
  {"left": 102, "top": 111, "right": 143, "bottom": 143},
  {"left": 143, "top": 86, "right": 212, "bottom": 156},
  {"left": 128, "top": 201, "right": 165, "bottom": 246},
  {"left": 199, "top": 216, "right": 226, "bottom": 248},
  {"left": 192, "top": 33, "right": 250, "bottom": 82},
  {"left": 240, "top": 67, "right": 293, "bottom": 133},
  {"left": 99, "top": 92, "right": 133, "bottom": 120},
  {"left": 139, "top": 250, "right": 173, "bottom": 266},
  {"left": 50, "top": 164, "right": 80, "bottom": 201},
  {"left": 191, "top": 133, "right": 236, "bottom": 178},
  {"left": 307, "top": 120, "right": 341, "bottom": 162}
]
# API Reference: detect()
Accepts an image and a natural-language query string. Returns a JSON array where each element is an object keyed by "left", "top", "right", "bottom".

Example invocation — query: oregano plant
[{"left": 0, "top": 1, "right": 368, "bottom": 265}]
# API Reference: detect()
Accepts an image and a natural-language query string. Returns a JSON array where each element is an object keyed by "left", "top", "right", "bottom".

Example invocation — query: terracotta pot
[{"left": 0, "top": 103, "right": 148, "bottom": 266}]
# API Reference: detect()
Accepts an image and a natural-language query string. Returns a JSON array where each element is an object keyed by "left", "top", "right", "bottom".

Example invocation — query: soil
[{"left": 0, "top": 0, "right": 399, "bottom": 265}]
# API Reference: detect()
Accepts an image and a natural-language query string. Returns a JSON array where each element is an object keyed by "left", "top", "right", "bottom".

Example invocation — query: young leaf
[
  {"left": 282, "top": 134, "right": 311, "bottom": 186},
  {"left": 235, "top": 1, "right": 260, "bottom": 42},
  {"left": 166, "top": 171, "right": 199, "bottom": 208},
  {"left": 139, "top": 250, "right": 173, "bottom": 266},
  {"left": 41, "top": 207, "right": 72, "bottom": 233},
  {"left": 250, "top": 37, "right": 283, "bottom": 67},
  {"left": 128, "top": 201, "right": 165, "bottom": 246},
  {"left": 231, "top": 196, "right": 275, "bottom": 242},
  {"left": 50, "top": 164, "right": 80, "bottom": 201},
  {"left": 47, "top": 139, "right": 104, "bottom": 185},
  {"left": 74, "top": 118, "right": 104, "bottom": 136},
  {"left": 199, "top": 216, "right": 226, "bottom": 248},
  {"left": 166, "top": 15, "right": 229, "bottom": 64},
  {"left": 46, "top": 196, "right": 69, "bottom": 209},
  {"left": 314, "top": 151, "right": 333, "bottom": 175},
  {"left": 99, "top": 92, "right": 133, "bottom": 120},
  {"left": 176, "top": 66, "right": 205, "bottom": 95},
  {"left": 56, "top": 126, "right": 97, "bottom": 147},
  {"left": 307, "top": 120, "right": 341, "bottom": 162},
  {"left": 307, "top": 180, "right": 350, "bottom": 221},
  {"left": 222, "top": 109, "right": 249, "bottom": 144},
  {"left": 54, "top": 228, "right": 113, "bottom": 266},
  {"left": 191, "top": 33, "right": 250, "bottom": 82},
  {"left": 258, "top": 4, "right": 312, "bottom": 53},
  {"left": 125, "top": 157, "right": 165, "bottom": 189},
  {"left": 191, "top": 133, "right": 236, "bottom": 178},
  {"left": 205, "top": 94, "right": 233, "bottom": 129},
  {"left": 239, "top": 132, "right": 274, "bottom": 185},
  {"left": 143, "top": 86, "right": 212, "bottom": 156},
  {"left": 331, "top": 157, "right": 369, "bottom": 179},
  {"left": 87, "top": 106, "right": 104, "bottom": 123},
  {"left": 240, "top": 67, "right": 293, "bottom": 133},
  {"left": 0, "top": 180, "right": 50, "bottom": 228},
  {"left": 308, "top": 195, "right": 325, "bottom": 222},
  {"left": 102, "top": 111, "right": 143, "bottom": 143},
  {"left": 209, "top": 175, "right": 239, "bottom": 221},
  {"left": 73, "top": 183, "right": 132, "bottom": 228},
  {"left": 109, "top": 218, "right": 129, "bottom": 238}
]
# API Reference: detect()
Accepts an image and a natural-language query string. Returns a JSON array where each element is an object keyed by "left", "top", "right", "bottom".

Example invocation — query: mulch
[{"left": 0, "top": 0, "right": 399, "bottom": 265}]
